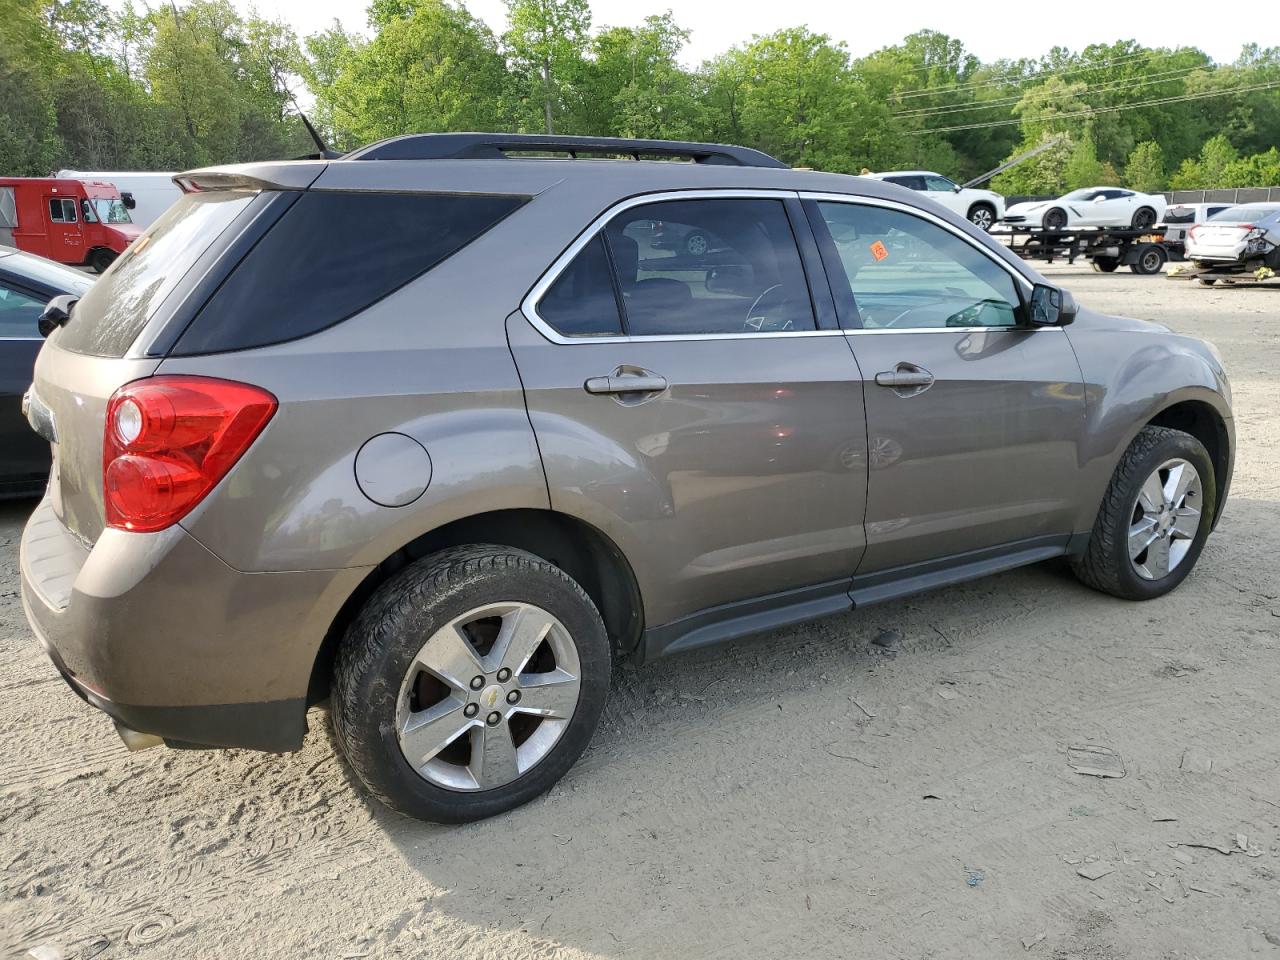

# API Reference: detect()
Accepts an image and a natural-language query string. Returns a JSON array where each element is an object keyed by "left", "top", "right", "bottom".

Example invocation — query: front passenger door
[{"left": 805, "top": 196, "right": 1086, "bottom": 576}]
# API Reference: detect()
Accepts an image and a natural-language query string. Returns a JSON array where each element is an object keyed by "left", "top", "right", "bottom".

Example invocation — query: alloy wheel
[
  {"left": 395, "top": 601, "right": 581, "bottom": 791},
  {"left": 969, "top": 207, "right": 994, "bottom": 231},
  {"left": 1128, "top": 458, "right": 1202, "bottom": 580}
]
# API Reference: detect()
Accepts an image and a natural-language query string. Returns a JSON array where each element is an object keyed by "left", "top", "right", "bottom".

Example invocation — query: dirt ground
[{"left": 2, "top": 264, "right": 1279, "bottom": 960}]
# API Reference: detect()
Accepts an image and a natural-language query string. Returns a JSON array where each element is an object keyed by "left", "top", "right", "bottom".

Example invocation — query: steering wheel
[{"left": 744, "top": 284, "right": 793, "bottom": 332}]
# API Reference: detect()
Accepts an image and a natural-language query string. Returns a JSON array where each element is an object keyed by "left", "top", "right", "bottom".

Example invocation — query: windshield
[
  {"left": 1062, "top": 189, "right": 1101, "bottom": 201},
  {"left": 92, "top": 198, "right": 133, "bottom": 224},
  {"left": 1209, "top": 204, "right": 1280, "bottom": 223}
]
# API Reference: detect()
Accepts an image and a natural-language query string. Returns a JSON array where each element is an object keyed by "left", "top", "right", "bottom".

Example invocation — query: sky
[{"left": 229, "top": 0, "right": 1252, "bottom": 65}]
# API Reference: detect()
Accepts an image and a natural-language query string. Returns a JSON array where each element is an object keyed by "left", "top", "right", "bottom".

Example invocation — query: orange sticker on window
[{"left": 869, "top": 240, "right": 889, "bottom": 261}]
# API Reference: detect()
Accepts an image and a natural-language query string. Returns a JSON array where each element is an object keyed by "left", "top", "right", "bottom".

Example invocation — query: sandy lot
[{"left": 2, "top": 265, "right": 1278, "bottom": 960}]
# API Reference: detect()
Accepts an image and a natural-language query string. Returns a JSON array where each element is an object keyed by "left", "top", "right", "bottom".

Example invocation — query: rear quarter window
[{"left": 171, "top": 191, "right": 526, "bottom": 355}]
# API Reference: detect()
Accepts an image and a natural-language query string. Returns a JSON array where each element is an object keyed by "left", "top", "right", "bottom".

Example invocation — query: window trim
[
  {"left": 798, "top": 192, "right": 1060, "bottom": 336},
  {"left": 521, "top": 189, "right": 844, "bottom": 344}
]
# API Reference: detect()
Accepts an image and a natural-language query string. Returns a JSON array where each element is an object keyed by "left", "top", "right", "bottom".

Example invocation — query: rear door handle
[{"left": 584, "top": 374, "right": 668, "bottom": 395}]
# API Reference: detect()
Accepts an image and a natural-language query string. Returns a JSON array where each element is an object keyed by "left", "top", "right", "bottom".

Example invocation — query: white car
[
  {"left": 1003, "top": 187, "right": 1166, "bottom": 231},
  {"left": 1159, "top": 202, "right": 1234, "bottom": 251},
  {"left": 1185, "top": 202, "right": 1280, "bottom": 276},
  {"left": 862, "top": 171, "right": 1005, "bottom": 232}
]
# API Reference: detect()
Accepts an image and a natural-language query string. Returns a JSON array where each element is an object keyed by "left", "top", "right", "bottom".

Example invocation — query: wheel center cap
[{"left": 479, "top": 684, "right": 504, "bottom": 710}]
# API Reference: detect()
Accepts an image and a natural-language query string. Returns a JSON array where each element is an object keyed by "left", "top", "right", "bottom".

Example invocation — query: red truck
[{"left": 0, "top": 177, "right": 141, "bottom": 272}]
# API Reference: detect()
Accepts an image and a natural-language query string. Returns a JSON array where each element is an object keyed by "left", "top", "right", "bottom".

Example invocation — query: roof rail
[{"left": 342, "top": 133, "right": 788, "bottom": 169}]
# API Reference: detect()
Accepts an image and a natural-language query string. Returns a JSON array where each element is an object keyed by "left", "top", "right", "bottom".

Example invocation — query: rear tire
[
  {"left": 332, "top": 545, "right": 611, "bottom": 823},
  {"left": 1130, "top": 244, "right": 1167, "bottom": 275},
  {"left": 1131, "top": 206, "right": 1157, "bottom": 230},
  {"left": 1071, "top": 426, "right": 1215, "bottom": 601}
]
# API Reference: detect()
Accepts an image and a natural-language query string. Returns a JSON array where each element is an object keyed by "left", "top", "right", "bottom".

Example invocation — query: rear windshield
[
  {"left": 171, "top": 191, "right": 526, "bottom": 355},
  {"left": 1209, "top": 204, "right": 1280, "bottom": 222},
  {"left": 54, "top": 191, "right": 254, "bottom": 356},
  {"left": 1163, "top": 208, "right": 1195, "bottom": 224}
]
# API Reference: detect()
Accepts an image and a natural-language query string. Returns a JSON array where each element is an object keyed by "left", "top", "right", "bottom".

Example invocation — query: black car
[{"left": 0, "top": 246, "right": 94, "bottom": 496}]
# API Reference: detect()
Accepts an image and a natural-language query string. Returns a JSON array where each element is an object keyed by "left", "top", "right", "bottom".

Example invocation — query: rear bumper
[{"left": 20, "top": 495, "right": 368, "bottom": 752}]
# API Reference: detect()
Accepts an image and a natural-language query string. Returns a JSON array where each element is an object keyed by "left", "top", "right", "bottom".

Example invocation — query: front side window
[
  {"left": 886, "top": 176, "right": 926, "bottom": 191},
  {"left": 813, "top": 201, "right": 1022, "bottom": 330},
  {"left": 924, "top": 175, "right": 957, "bottom": 192},
  {"left": 0, "top": 283, "right": 45, "bottom": 337},
  {"left": 537, "top": 197, "right": 816, "bottom": 338},
  {"left": 48, "top": 198, "right": 77, "bottom": 223}
]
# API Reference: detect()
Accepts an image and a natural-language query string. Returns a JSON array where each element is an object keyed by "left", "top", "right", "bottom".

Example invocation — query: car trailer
[{"left": 991, "top": 226, "right": 1180, "bottom": 275}]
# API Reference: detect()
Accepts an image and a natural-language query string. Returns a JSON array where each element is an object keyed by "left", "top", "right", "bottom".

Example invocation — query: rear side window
[
  {"left": 538, "top": 235, "right": 623, "bottom": 337},
  {"left": 56, "top": 192, "right": 255, "bottom": 356},
  {"left": 172, "top": 191, "right": 526, "bottom": 354}
]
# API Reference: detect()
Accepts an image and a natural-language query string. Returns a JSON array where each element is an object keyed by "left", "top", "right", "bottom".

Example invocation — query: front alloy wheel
[{"left": 1127, "top": 458, "right": 1202, "bottom": 580}]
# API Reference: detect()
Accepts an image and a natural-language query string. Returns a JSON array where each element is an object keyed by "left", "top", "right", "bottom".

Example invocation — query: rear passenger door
[
  {"left": 508, "top": 192, "right": 869, "bottom": 636},
  {"left": 803, "top": 194, "right": 1086, "bottom": 578}
]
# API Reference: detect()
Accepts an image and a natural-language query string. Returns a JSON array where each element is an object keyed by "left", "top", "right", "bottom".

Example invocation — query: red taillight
[{"left": 103, "top": 376, "right": 277, "bottom": 532}]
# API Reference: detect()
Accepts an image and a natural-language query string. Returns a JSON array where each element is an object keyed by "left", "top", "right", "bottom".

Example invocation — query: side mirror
[
  {"left": 39, "top": 294, "right": 77, "bottom": 338},
  {"left": 1028, "top": 284, "right": 1077, "bottom": 326},
  {"left": 953, "top": 185, "right": 963, "bottom": 193},
  {"left": 120, "top": 192, "right": 136, "bottom": 210}
]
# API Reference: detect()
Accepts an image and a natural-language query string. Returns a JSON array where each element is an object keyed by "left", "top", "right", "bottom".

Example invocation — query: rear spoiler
[{"left": 173, "top": 162, "right": 328, "bottom": 194}]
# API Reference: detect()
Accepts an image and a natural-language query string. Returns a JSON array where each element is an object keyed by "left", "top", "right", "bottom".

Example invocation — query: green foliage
[
  {"left": 2, "top": 0, "right": 1280, "bottom": 196},
  {"left": 1063, "top": 133, "right": 1104, "bottom": 188},
  {"left": 1125, "top": 141, "right": 1165, "bottom": 192}
]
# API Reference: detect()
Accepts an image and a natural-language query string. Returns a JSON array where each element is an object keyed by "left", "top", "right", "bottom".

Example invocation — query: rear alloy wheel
[
  {"left": 967, "top": 204, "right": 996, "bottom": 232},
  {"left": 1043, "top": 208, "right": 1068, "bottom": 231},
  {"left": 1072, "top": 426, "right": 1215, "bottom": 600},
  {"left": 1131, "top": 206, "right": 1158, "bottom": 230},
  {"left": 333, "top": 546, "right": 610, "bottom": 822}
]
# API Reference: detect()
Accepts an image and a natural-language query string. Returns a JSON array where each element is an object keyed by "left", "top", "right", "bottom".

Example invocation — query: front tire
[
  {"left": 90, "top": 248, "right": 117, "bottom": 273},
  {"left": 332, "top": 545, "right": 611, "bottom": 823},
  {"left": 1071, "top": 426, "right": 1215, "bottom": 601},
  {"left": 1092, "top": 256, "right": 1120, "bottom": 273},
  {"left": 1043, "top": 208, "right": 1068, "bottom": 231},
  {"left": 967, "top": 203, "right": 996, "bottom": 232}
]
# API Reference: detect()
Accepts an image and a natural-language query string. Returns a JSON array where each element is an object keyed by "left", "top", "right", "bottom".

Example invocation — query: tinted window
[
  {"left": 924, "top": 175, "right": 957, "bottom": 191},
  {"left": 538, "top": 234, "right": 623, "bottom": 337},
  {"left": 815, "top": 201, "right": 1022, "bottom": 329},
  {"left": 886, "top": 176, "right": 926, "bottom": 191},
  {"left": 603, "top": 198, "right": 815, "bottom": 336},
  {"left": 174, "top": 191, "right": 525, "bottom": 354},
  {"left": 55, "top": 191, "right": 254, "bottom": 356},
  {"left": 0, "top": 283, "right": 44, "bottom": 337}
]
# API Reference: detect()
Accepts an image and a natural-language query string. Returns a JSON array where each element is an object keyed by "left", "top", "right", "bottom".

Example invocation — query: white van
[{"left": 56, "top": 171, "right": 180, "bottom": 229}]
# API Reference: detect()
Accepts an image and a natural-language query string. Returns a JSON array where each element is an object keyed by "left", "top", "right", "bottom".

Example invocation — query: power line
[
  {"left": 900, "top": 79, "right": 1280, "bottom": 135},
  {"left": 895, "top": 65, "right": 1210, "bottom": 120},
  {"left": 892, "top": 50, "right": 1194, "bottom": 100}
]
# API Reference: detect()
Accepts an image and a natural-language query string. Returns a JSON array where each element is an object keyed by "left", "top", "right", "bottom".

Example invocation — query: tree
[
  {"left": 1125, "top": 141, "right": 1165, "bottom": 192},
  {"left": 1169, "top": 134, "right": 1240, "bottom": 188},
  {"left": 504, "top": 0, "right": 590, "bottom": 134},
  {"left": 1063, "top": 133, "right": 1104, "bottom": 189}
]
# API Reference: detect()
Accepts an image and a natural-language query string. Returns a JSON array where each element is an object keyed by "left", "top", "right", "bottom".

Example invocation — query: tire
[
  {"left": 90, "top": 248, "right": 117, "bottom": 273},
  {"left": 1131, "top": 206, "right": 1157, "bottom": 230},
  {"left": 332, "top": 545, "right": 611, "bottom": 823},
  {"left": 1196, "top": 276, "right": 1218, "bottom": 286},
  {"left": 684, "top": 231, "right": 709, "bottom": 257},
  {"left": 1130, "top": 244, "right": 1167, "bottom": 275},
  {"left": 967, "top": 203, "right": 996, "bottom": 232},
  {"left": 1043, "top": 208, "right": 1068, "bottom": 231},
  {"left": 1071, "top": 426, "right": 1216, "bottom": 601},
  {"left": 1092, "top": 256, "right": 1120, "bottom": 273}
]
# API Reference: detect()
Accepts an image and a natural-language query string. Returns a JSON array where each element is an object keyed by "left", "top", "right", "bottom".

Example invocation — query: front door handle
[
  {"left": 874, "top": 363, "right": 934, "bottom": 397},
  {"left": 585, "top": 373, "right": 668, "bottom": 395}
]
